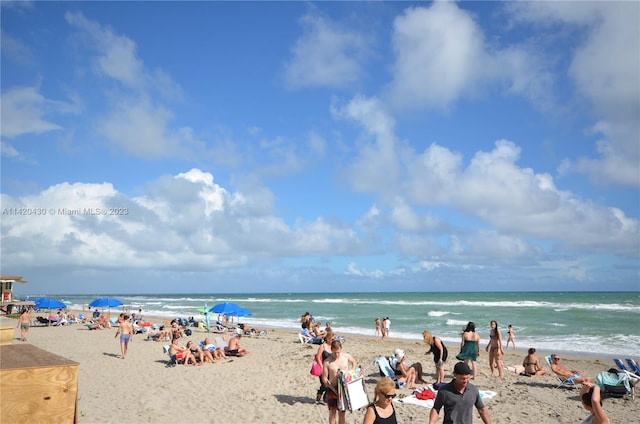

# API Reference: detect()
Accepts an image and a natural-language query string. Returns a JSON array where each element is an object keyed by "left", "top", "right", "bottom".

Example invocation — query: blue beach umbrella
[
  {"left": 34, "top": 298, "right": 67, "bottom": 310},
  {"left": 210, "top": 302, "right": 241, "bottom": 315},
  {"left": 34, "top": 298, "right": 67, "bottom": 326},
  {"left": 89, "top": 297, "right": 123, "bottom": 319},
  {"left": 229, "top": 307, "right": 252, "bottom": 317}
]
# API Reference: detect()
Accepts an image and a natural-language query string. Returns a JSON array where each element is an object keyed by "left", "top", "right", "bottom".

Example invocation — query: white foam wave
[
  {"left": 446, "top": 319, "right": 469, "bottom": 326},
  {"left": 428, "top": 311, "right": 449, "bottom": 317}
]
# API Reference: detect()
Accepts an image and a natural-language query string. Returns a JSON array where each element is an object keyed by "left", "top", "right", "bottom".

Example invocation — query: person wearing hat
[
  {"left": 391, "top": 348, "right": 419, "bottom": 389},
  {"left": 428, "top": 361, "right": 491, "bottom": 424}
]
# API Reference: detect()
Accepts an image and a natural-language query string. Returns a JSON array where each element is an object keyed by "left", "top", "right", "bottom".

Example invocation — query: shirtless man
[
  {"left": 550, "top": 353, "right": 591, "bottom": 384},
  {"left": 226, "top": 334, "right": 249, "bottom": 356},
  {"left": 114, "top": 314, "right": 134, "bottom": 359},
  {"left": 321, "top": 340, "right": 357, "bottom": 424}
]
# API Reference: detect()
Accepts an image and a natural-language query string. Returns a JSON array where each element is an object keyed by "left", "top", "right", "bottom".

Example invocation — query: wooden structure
[{"left": 0, "top": 344, "right": 79, "bottom": 423}]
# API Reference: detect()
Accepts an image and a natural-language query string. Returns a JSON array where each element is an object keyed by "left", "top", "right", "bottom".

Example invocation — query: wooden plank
[{"left": 1, "top": 344, "right": 78, "bottom": 423}]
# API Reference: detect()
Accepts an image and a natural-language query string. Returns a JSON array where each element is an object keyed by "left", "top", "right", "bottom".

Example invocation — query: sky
[{"left": 1, "top": 1, "right": 638, "bottom": 295}]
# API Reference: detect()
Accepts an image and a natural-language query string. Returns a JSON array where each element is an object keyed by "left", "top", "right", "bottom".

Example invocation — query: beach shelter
[
  {"left": 34, "top": 298, "right": 67, "bottom": 326},
  {"left": 210, "top": 302, "right": 241, "bottom": 315},
  {"left": 89, "top": 297, "right": 123, "bottom": 320}
]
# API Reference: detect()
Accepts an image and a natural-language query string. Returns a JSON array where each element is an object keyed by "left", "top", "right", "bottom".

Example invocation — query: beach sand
[{"left": 1, "top": 315, "right": 638, "bottom": 423}]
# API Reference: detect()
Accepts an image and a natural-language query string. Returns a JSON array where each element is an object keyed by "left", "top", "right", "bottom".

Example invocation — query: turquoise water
[{"left": 23, "top": 292, "right": 640, "bottom": 357}]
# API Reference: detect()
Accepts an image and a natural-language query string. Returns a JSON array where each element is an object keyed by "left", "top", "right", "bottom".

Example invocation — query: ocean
[{"left": 24, "top": 291, "right": 640, "bottom": 357}]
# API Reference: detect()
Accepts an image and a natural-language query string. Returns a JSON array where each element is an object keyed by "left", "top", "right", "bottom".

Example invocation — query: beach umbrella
[
  {"left": 210, "top": 302, "right": 241, "bottom": 315},
  {"left": 34, "top": 298, "right": 67, "bottom": 310},
  {"left": 89, "top": 297, "right": 123, "bottom": 320},
  {"left": 229, "top": 307, "right": 252, "bottom": 317},
  {"left": 34, "top": 298, "right": 67, "bottom": 326}
]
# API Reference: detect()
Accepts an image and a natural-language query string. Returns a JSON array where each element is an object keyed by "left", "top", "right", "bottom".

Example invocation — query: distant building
[{"left": 0, "top": 275, "right": 33, "bottom": 314}]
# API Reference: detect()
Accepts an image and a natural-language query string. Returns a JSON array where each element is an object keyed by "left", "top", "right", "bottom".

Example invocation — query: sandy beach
[{"left": 1, "top": 314, "right": 638, "bottom": 424}]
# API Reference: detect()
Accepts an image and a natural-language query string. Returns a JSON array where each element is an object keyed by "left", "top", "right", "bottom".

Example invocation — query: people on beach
[
  {"left": 321, "top": 340, "right": 357, "bottom": 424},
  {"left": 580, "top": 383, "right": 609, "bottom": 424},
  {"left": 522, "top": 348, "right": 546, "bottom": 376},
  {"left": 226, "top": 333, "right": 249, "bottom": 356},
  {"left": 202, "top": 337, "right": 228, "bottom": 360},
  {"left": 456, "top": 322, "right": 480, "bottom": 379},
  {"left": 391, "top": 349, "right": 418, "bottom": 389},
  {"left": 506, "top": 324, "right": 515, "bottom": 350},
  {"left": 114, "top": 314, "right": 134, "bottom": 359},
  {"left": 168, "top": 338, "right": 196, "bottom": 366},
  {"left": 363, "top": 377, "right": 398, "bottom": 424},
  {"left": 423, "top": 330, "right": 448, "bottom": 385},
  {"left": 429, "top": 362, "right": 492, "bottom": 424},
  {"left": 550, "top": 353, "right": 592, "bottom": 384},
  {"left": 383, "top": 317, "right": 390, "bottom": 337},
  {"left": 375, "top": 317, "right": 382, "bottom": 337},
  {"left": 485, "top": 320, "right": 504, "bottom": 377},
  {"left": 17, "top": 308, "right": 31, "bottom": 341},
  {"left": 315, "top": 330, "right": 335, "bottom": 403}
]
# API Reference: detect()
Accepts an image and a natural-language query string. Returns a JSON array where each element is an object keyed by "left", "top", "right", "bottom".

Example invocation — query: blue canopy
[
  {"left": 34, "top": 298, "right": 66, "bottom": 310},
  {"left": 229, "top": 307, "right": 252, "bottom": 317},
  {"left": 89, "top": 297, "right": 123, "bottom": 308},
  {"left": 210, "top": 302, "right": 241, "bottom": 315}
]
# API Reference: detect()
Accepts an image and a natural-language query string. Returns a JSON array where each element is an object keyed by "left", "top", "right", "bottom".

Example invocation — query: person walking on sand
[
  {"left": 114, "top": 314, "right": 134, "bottom": 359},
  {"left": 456, "top": 322, "right": 480, "bottom": 380},
  {"left": 17, "top": 308, "right": 31, "bottom": 342},
  {"left": 322, "top": 340, "right": 357, "bottom": 424},
  {"left": 485, "top": 320, "right": 504, "bottom": 378},
  {"left": 375, "top": 317, "right": 382, "bottom": 338},
  {"left": 506, "top": 324, "right": 515, "bottom": 350},
  {"left": 429, "top": 362, "right": 491, "bottom": 424}
]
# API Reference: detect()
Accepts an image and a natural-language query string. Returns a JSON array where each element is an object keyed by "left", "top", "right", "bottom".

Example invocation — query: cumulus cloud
[
  {"left": 506, "top": 2, "right": 640, "bottom": 186},
  {"left": 0, "top": 169, "right": 364, "bottom": 271},
  {"left": 284, "top": 11, "right": 368, "bottom": 89},
  {"left": 338, "top": 94, "right": 638, "bottom": 256}
]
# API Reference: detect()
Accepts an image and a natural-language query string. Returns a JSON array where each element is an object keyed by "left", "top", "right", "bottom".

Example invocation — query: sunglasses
[{"left": 384, "top": 393, "right": 397, "bottom": 399}]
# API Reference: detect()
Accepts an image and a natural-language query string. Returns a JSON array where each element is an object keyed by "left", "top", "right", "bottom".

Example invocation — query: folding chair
[{"left": 545, "top": 356, "right": 578, "bottom": 389}]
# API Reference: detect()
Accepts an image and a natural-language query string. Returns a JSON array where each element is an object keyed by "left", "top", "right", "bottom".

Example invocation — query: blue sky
[{"left": 1, "top": 1, "right": 638, "bottom": 294}]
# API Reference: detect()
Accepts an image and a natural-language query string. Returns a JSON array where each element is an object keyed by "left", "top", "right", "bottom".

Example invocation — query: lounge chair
[
  {"left": 596, "top": 369, "right": 635, "bottom": 400},
  {"left": 545, "top": 356, "right": 578, "bottom": 389},
  {"left": 625, "top": 359, "right": 640, "bottom": 376},
  {"left": 614, "top": 359, "right": 640, "bottom": 378},
  {"left": 373, "top": 356, "right": 405, "bottom": 389},
  {"left": 298, "top": 329, "right": 322, "bottom": 344}
]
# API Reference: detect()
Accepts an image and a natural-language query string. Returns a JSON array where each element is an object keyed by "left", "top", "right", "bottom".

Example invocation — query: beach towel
[{"left": 396, "top": 385, "right": 497, "bottom": 409}]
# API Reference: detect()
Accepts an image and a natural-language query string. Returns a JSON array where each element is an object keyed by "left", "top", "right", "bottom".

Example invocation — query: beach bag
[{"left": 310, "top": 358, "right": 322, "bottom": 376}]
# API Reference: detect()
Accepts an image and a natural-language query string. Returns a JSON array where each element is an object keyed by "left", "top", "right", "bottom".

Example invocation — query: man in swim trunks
[
  {"left": 17, "top": 308, "right": 31, "bottom": 342},
  {"left": 550, "top": 354, "right": 591, "bottom": 384},
  {"left": 321, "top": 340, "right": 357, "bottom": 424},
  {"left": 114, "top": 314, "right": 134, "bottom": 359}
]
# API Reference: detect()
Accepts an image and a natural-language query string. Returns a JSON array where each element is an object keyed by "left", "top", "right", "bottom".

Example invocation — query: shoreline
[{"left": 2, "top": 314, "right": 638, "bottom": 423}]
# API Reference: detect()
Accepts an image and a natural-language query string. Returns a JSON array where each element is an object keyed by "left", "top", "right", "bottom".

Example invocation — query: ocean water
[{"left": 24, "top": 292, "right": 640, "bottom": 357}]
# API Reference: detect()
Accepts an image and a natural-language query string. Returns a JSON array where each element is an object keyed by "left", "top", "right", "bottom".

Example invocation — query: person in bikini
[
  {"left": 522, "top": 348, "right": 546, "bottom": 376},
  {"left": 168, "top": 337, "right": 197, "bottom": 365},
  {"left": 485, "top": 320, "right": 504, "bottom": 378}
]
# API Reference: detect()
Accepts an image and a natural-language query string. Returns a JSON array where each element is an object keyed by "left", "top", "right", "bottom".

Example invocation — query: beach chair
[
  {"left": 626, "top": 359, "right": 640, "bottom": 376},
  {"left": 614, "top": 359, "right": 640, "bottom": 379},
  {"left": 298, "top": 329, "right": 322, "bottom": 344},
  {"left": 373, "top": 356, "right": 405, "bottom": 389},
  {"left": 545, "top": 356, "right": 578, "bottom": 389},
  {"left": 596, "top": 369, "right": 634, "bottom": 400}
]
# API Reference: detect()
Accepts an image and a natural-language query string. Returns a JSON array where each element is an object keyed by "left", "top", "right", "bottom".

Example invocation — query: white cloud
[
  {"left": 387, "top": 3, "right": 493, "bottom": 110},
  {"left": 1, "top": 86, "right": 63, "bottom": 138},
  {"left": 0, "top": 170, "right": 364, "bottom": 271},
  {"left": 284, "top": 11, "right": 367, "bottom": 89},
  {"left": 506, "top": 2, "right": 640, "bottom": 186},
  {"left": 344, "top": 261, "right": 384, "bottom": 279},
  {"left": 339, "top": 94, "right": 638, "bottom": 255}
]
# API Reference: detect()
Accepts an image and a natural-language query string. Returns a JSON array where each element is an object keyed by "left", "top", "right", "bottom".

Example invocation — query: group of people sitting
[{"left": 167, "top": 333, "right": 250, "bottom": 366}]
